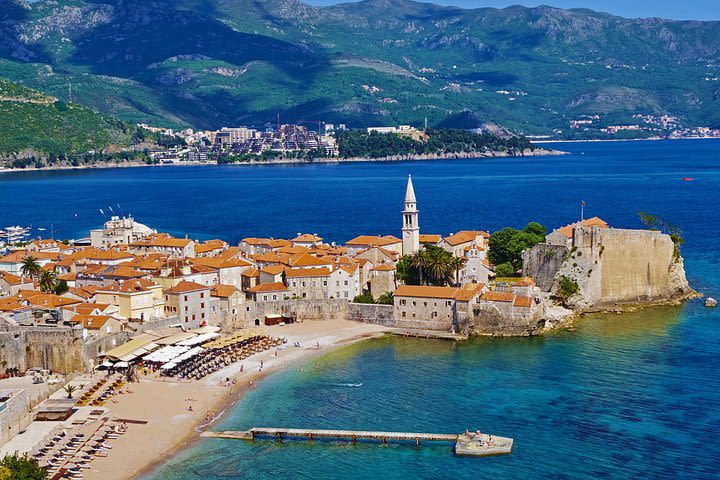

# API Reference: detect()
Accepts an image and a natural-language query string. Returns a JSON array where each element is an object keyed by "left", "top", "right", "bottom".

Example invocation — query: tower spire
[
  {"left": 402, "top": 175, "right": 420, "bottom": 256},
  {"left": 404, "top": 175, "right": 416, "bottom": 203}
]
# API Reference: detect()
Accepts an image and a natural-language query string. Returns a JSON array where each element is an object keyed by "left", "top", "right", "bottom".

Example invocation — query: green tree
[
  {"left": 20, "top": 256, "right": 42, "bottom": 280},
  {"left": 488, "top": 227, "right": 520, "bottom": 266},
  {"left": 63, "top": 384, "right": 76, "bottom": 399},
  {"left": 353, "top": 292, "right": 375, "bottom": 304},
  {"left": 494, "top": 262, "right": 516, "bottom": 277},
  {"left": 53, "top": 279, "right": 69, "bottom": 295},
  {"left": 0, "top": 453, "right": 47, "bottom": 480},
  {"left": 376, "top": 292, "right": 394, "bottom": 305},
  {"left": 523, "top": 222, "right": 546, "bottom": 238},
  {"left": 38, "top": 269, "right": 57, "bottom": 293},
  {"left": 396, "top": 256, "right": 420, "bottom": 285}
]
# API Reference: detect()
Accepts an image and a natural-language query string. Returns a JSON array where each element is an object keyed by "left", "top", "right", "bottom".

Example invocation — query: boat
[
  {"left": 0, "top": 225, "right": 31, "bottom": 242},
  {"left": 682, "top": 177, "right": 694, "bottom": 181}
]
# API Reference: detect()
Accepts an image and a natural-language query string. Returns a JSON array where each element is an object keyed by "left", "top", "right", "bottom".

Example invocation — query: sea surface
[{"left": 2, "top": 139, "right": 720, "bottom": 478}]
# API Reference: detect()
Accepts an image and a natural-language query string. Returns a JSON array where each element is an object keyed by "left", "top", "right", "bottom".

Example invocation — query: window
[
  {"left": 323, "top": 281, "right": 327, "bottom": 286},
  {"left": 232, "top": 308, "right": 237, "bottom": 315},
  {"left": 344, "top": 292, "right": 348, "bottom": 298},
  {"left": 401, "top": 312, "right": 406, "bottom": 318},
  {"left": 302, "top": 293, "right": 306, "bottom": 298},
  {"left": 184, "top": 295, "right": 188, "bottom": 301},
  {"left": 200, "top": 292, "right": 205, "bottom": 298},
  {"left": 272, "top": 295, "right": 277, "bottom": 301},
  {"left": 192, "top": 314, "right": 196, "bottom": 320},
  {"left": 336, "top": 281, "right": 340, "bottom": 287},
  {"left": 400, "top": 299, "right": 406, "bottom": 306},
  {"left": 201, "top": 313, "right": 205, "bottom": 319},
  {"left": 185, "top": 306, "right": 188, "bottom": 312},
  {"left": 423, "top": 302, "right": 427, "bottom": 307},
  {"left": 412, "top": 301, "right": 416, "bottom": 306},
  {"left": 344, "top": 280, "right": 348, "bottom": 286}
]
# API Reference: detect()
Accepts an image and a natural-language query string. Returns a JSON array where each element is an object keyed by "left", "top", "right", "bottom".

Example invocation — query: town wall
[
  {"left": 525, "top": 227, "right": 692, "bottom": 309},
  {"left": 468, "top": 303, "right": 543, "bottom": 336},
  {"left": 346, "top": 303, "right": 395, "bottom": 326}
]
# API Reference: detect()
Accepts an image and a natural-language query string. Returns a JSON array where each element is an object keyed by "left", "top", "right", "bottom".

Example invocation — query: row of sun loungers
[
  {"left": 161, "top": 335, "right": 285, "bottom": 380},
  {"left": 30, "top": 421, "right": 128, "bottom": 479},
  {"left": 76, "top": 376, "right": 124, "bottom": 407}
]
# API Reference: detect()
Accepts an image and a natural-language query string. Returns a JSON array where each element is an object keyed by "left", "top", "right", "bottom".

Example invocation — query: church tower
[{"left": 402, "top": 175, "right": 420, "bottom": 256}]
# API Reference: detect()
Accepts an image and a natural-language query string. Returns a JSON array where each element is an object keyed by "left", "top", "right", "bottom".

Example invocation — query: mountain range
[{"left": 1, "top": 0, "right": 720, "bottom": 134}]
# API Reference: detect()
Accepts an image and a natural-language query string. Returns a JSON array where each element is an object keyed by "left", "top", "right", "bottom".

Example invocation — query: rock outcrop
[{"left": 524, "top": 225, "right": 694, "bottom": 311}]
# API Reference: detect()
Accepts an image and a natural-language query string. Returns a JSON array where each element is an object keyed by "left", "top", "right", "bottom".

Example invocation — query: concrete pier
[{"left": 200, "top": 427, "right": 512, "bottom": 456}]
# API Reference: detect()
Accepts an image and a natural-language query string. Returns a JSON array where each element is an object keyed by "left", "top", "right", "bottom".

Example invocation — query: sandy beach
[{"left": 78, "top": 319, "right": 386, "bottom": 480}]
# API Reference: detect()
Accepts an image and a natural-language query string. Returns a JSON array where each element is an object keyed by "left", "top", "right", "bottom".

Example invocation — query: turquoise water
[{"left": 2, "top": 139, "right": 719, "bottom": 478}]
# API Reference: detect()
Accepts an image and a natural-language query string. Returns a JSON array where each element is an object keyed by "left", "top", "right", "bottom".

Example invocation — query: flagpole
[{"left": 581, "top": 202, "right": 584, "bottom": 221}]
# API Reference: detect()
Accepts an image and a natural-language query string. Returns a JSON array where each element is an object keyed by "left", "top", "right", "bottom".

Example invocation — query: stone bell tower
[{"left": 402, "top": 175, "right": 420, "bottom": 256}]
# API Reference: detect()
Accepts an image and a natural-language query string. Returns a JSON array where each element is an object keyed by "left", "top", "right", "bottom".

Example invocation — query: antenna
[{"left": 277, "top": 112, "right": 281, "bottom": 132}]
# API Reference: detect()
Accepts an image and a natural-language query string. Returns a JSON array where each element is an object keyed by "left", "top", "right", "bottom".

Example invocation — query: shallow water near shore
[
  {"left": 2, "top": 139, "right": 720, "bottom": 478},
  {"left": 142, "top": 301, "right": 719, "bottom": 480}
]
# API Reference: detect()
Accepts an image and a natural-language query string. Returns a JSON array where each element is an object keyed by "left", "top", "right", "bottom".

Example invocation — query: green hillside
[
  {"left": 0, "top": 78, "right": 135, "bottom": 155},
  {"left": 1, "top": 0, "right": 719, "bottom": 135}
]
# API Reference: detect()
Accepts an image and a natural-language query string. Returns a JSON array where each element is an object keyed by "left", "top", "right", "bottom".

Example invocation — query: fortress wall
[
  {"left": 221, "top": 299, "right": 350, "bottom": 332},
  {"left": 522, "top": 244, "right": 569, "bottom": 291},
  {"left": 346, "top": 303, "right": 395, "bottom": 326},
  {"left": 596, "top": 229, "right": 676, "bottom": 305},
  {"left": 0, "top": 331, "right": 26, "bottom": 372}
]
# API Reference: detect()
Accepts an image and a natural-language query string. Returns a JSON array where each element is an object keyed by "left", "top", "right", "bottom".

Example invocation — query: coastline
[
  {"left": 0, "top": 147, "right": 565, "bottom": 175},
  {"left": 82, "top": 319, "right": 387, "bottom": 480}
]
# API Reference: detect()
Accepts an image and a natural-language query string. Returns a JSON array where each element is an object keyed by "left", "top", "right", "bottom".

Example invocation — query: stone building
[
  {"left": 96, "top": 279, "right": 164, "bottom": 321},
  {"left": 164, "top": 280, "right": 211, "bottom": 328},
  {"left": 210, "top": 284, "right": 243, "bottom": 326},
  {"left": 369, "top": 264, "right": 396, "bottom": 299},
  {"left": 90, "top": 215, "right": 156, "bottom": 248}
]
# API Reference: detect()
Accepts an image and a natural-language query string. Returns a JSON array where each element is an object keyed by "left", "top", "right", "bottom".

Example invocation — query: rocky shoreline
[{"left": 0, "top": 147, "right": 565, "bottom": 174}]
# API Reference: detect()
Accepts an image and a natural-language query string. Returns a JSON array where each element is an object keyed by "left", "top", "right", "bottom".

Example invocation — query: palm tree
[
  {"left": 63, "top": 384, "right": 76, "bottom": 399},
  {"left": 422, "top": 245, "right": 455, "bottom": 286},
  {"left": 450, "top": 256, "right": 467, "bottom": 286},
  {"left": 20, "top": 256, "right": 42, "bottom": 280},
  {"left": 409, "top": 250, "right": 428, "bottom": 285},
  {"left": 38, "top": 269, "right": 57, "bottom": 293}
]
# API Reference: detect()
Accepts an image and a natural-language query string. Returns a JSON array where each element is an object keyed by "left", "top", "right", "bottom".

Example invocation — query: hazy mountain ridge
[{"left": 1, "top": 0, "right": 719, "bottom": 134}]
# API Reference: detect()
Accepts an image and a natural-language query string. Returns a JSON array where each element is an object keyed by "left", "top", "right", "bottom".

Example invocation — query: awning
[
  {"left": 160, "top": 362, "right": 177, "bottom": 370},
  {"left": 177, "top": 332, "right": 220, "bottom": 347},
  {"left": 100, "top": 361, "right": 114, "bottom": 368},
  {"left": 115, "top": 361, "right": 129, "bottom": 368}
]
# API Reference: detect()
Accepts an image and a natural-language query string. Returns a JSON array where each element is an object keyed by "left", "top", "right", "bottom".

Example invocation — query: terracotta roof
[
  {"left": 194, "top": 239, "right": 227, "bottom": 254},
  {"left": 555, "top": 217, "right": 609, "bottom": 238},
  {"left": 513, "top": 296, "right": 533, "bottom": 308},
  {"left": 247, "top": 282, "right": 287, "bottom": 293},
  {"left": 277, "top": 245, "right": 311, "bottom": 255},
  {"left": 98, "top": 279, "right": 158, "bottom": 294},
  {"left": 454, "top": 283, "right": 486, "bottom": 302},
  {"left": 419, "top": 234, "right": 442, "bottom": 244},
  {"left": 18, "top": 290, "right": 80, "bottom": 308},
  {"left": 105, "top": 266, "right": 147, "bottom": 279},
  {"left": 242, "top": 268, "right": 260, "bottom": 278},
  {"left": 339, "top": 265, "right": 359, "bottom": 275},
  {"left": 0, "top": 297, "right": 28, "bottom": 312},
  {"left": 443, "top": 230, "right": 488, "bottom": 247},
  {"left": 69, "top": 314, "right": 113, "bottom": 329},
  {"left": 261, "top": 265, "right": 285, "bottom": 275},
  {"left": 285, "top": 267, "right": 331, "bottom": 278},
  {"left": 511, "top": 277, "right": 536, "bottom": 287},
  {"left": 242, "top": 238, "right": 292, "bottom": 249},
  {"left": 346, "top": 235, "right": 401, "bottom": 247},
  {"left": 370, "top": 264, "right": 396, "bottom": 272},
  {"left": 394, "top": 285, "right": 458, "bottom": 299},
  {"left": 481, "top": 291, "right": 516, "bottom": 303},
  {"left": 292, "top": 233, "right": 323, "bottom": 242},
  {"left": 288, "top": 253, "right": 333, "bottom": 268},
  {"left": 165, "top": 280, "right": 209, "bottom": 294},
  {"left": 210, "top": 284, "right": 239, "bottom": 298},
  {"left": 57, "top": 272, "right": 77, "bottom": 281},
  {"left": 0, "top": 271, "right": 31, "bottom": 286},
  {"left": 63, "top": 302, "right": 111, "bottom": 315},
  {"left": 132, "top": 234, "right": 192, "bottom": 248},
  {"left": 85, "top": 249, "right": 135, "bottom": 261},
  {"left": 65, "top": 287, "right": 94, "bottom": 300}
]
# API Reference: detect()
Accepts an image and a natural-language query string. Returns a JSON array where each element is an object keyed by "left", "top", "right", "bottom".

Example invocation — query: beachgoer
[{"left": 240, "top": 364, "right": 244, "bottom": 372}]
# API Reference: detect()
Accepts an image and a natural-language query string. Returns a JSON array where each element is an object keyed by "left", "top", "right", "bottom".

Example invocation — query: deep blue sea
[{"left": 2, "top": 139, "right": 719, "bottom": 478}]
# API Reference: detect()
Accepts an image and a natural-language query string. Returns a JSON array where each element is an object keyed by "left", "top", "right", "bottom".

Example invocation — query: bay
[{"left": 2, "top": 139, "right": 719, "bottom": 479}]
